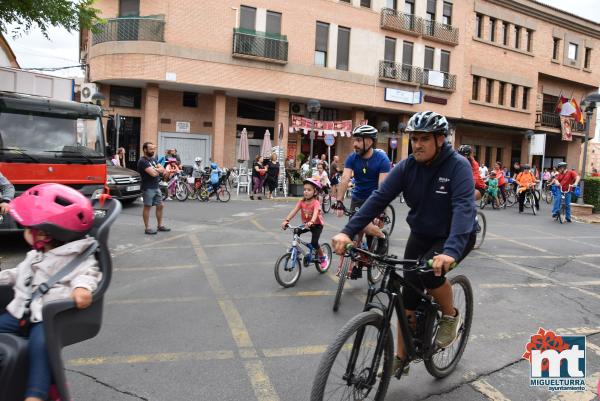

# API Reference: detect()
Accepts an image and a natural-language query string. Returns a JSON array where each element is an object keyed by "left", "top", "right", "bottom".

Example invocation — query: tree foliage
[{"left": 0, "top": 0, "right": 103, "bottom": 38}]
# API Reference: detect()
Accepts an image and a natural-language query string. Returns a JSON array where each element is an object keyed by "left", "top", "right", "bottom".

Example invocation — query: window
[
  {"left": 384, "top": 37, "right": 396, "bottom": 61},
  {"left": 426, "top": 0, "right": 436, "bottom": 21},
  {"left": 237, "top": 98, "right": 275, "bottom": 120},
  {"left": 552, "top": 37, "right": 560, "bottom": 60},
  {"left": 182, "top": 92, "right": 198, "bottom": 108},
  {"left": 440, "top": 50, "right": 450, "bottom": 73},
  {"left": 266, "top": 11, "right": 281, "bottom": 34},
  {"left": 585, "top": 47, "right": 592, "bottom": 69},
  {"left": 336, "top": 26, "right": 350, "bottom": 71},
  {"left": 315, "top": 22, "right": 329, "bottom": 67},
  {"left": 443, "top": 2, "right": 452, "bottom": 25},
  {"left": 403, "top": 41, "right": 413, "bottom": 65},
  {"left": 472, "top": 76, "right": 480, "bottom": 100},
  {"left": 475, "top": 14, "right": 483, "bottom": 38},
  {"left": 405, "top": 0, "right": 415, "bottom": 14},
  {"left": 497, "top": 148, "right": 503, "bottom": 164},
  {"left": 485, "top": 79, "right": 493, "bottom": 103},
  {"left": 498, "top": 82, "right": 505, "bottom": 105},
  {"left": 424, "top": 46, "right": 434, "bottom": 70},
  {"left": 514, "top": 26, "right": 520, "bottom": 48},
  {"left": 502, "top": 22, "right": 509, "bottom": 45},
  {"left": 485, "top": 147, "right": 492, "bottom": 166},
  {"left": 489, "top": 18, "right": 496, "bottom": 42},
  {"left": 109, "top": 86, "right": 141, "bottom": 108},
  {"left": 568, "top": 43, "right": 578, "bottom": 60},
  {"left": 119, "top": 0, "right": 139, "bottom": 17},
  {"left": 360, "top": 0, "right": 371, "bottom": 8},
  {"left": 524, "top": 29, "right": 532, "bottom": 52},
  {"left": 385, "top": 0, "right": 397, "bottom": 10},
  {"left": 339, "top": 0, "right": 350, "bottom": 2},
  {"left": 542, "top": 94, "right": 558, "bottom": 113},
  {"left": 510, "top": 84, "right": 517, "bottom": 108},
  {"left": 240, "top": 5, "right": 256, "bottom": 30},
  {"left": 522, "top": 87, "right": 529, "bottom": 110}
]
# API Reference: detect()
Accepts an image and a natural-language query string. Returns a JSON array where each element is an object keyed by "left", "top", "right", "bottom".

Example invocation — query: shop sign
[
  {"left": 176, "top": 121, "right": 191, "bottom": 133},
  {"left": 424, "top": 95, "right": 448, "bottom": 105},
  {"left": 384, "top": 88, "right": 422, "bottom": 104}
]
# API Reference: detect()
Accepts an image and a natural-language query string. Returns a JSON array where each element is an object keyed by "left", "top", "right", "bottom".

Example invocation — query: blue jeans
[
  {"left": 0, "top": 313, "right": 51, "bottom": 399},
  {"left": 552, "top": 190, "right": 572, "bottom": 220}
]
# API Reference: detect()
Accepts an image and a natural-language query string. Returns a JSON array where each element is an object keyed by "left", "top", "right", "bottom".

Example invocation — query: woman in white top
[{"left": 313, "top": 163, "right": 331, "bottom": 189}]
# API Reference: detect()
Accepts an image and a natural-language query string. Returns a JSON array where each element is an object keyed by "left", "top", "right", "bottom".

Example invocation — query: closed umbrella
[
  {"left": 261, "top": 130, "right": 272, "bottom": 158},
  {"left": 237, "top": 128, "right": 250, "bottom": 163}
]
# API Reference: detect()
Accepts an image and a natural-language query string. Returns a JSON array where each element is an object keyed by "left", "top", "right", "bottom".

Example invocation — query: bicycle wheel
[
  {"left": 310, "top": 311, "right": 394, "bottom": 401},
  {"left": 473, "top": 211, "right": 486, "bottom": 250},
  {"left": 367, "top": 262, "right": 384, "bottom": 285},
  {"left": 198, "top": 188, "right": 210, "bottom": 202},
  {"left": 529, "top": 194, "right": 537, "bottom": 215},
  {"left": 559, "top": 203, "right": 566, "bottom": 224},
  {"left": 188, "top": 186, "right": 198, "bottom": 200},
  {"left": 322, "top": 194, "right": 331, "bottom": 214},
  {"left": 274, "top": 252, "right": 301, "bottom": 288},
  {"left": 333, "top": 257, "right": 351, "bottom": 312},
  {"left": 382, "top": 204, "right": 395, "bottom": 235},
  {"left": 315, "top": 243, "right": 333, "bottom": 274},
  {"left": 545, "top": 190, "right": 553, "bottom": 204},
  {"left": 175, "top": 181, "right": 188, "bottom": 201},
  {"left": 506, "top": 189, "right": 516, "bottom": 207},
  {"left": 479, "top": 194, "right": 487, "bottom": 209},
  {"left": 218, "top": 187, "right": 231, "bottom": 202},
  {"left": 424, "top": 275, "right": 473, "bottom": 378}
]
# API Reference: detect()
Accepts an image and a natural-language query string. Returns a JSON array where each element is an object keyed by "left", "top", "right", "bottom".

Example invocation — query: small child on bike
[
  {"left": 486, "top": 171, "right": 499, "bottom": 206},
  {"left": 281, "top": 178, "right": 328, "bottom": 269},
  {"left": 209, "top": 162, "right": 222, "bottom": 194},
  {"left": 164, "top": 158, "right": 181, "bottom": 179},
  {"left": 0, "top": 183, "right": 101, "bottom": 401}
]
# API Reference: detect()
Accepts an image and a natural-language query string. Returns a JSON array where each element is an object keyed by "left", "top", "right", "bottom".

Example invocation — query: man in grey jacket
[{"left": 0, "top": 171, "right": 15, "bottom": 215}]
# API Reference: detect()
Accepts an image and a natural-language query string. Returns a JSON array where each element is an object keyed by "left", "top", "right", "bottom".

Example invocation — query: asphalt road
[{"left": 0, "top": 195, "right": 599, "bottom": 401}]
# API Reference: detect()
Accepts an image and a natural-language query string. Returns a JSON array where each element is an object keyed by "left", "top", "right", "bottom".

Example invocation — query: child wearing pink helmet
[
  {"left": 281, "top": 178, "right": 328, "bottom": 269},
  {"left": 0, "top": 183, "right": 101, "bottom": 401}
]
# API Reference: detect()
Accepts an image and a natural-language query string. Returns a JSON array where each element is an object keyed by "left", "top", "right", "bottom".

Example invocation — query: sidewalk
[
  {"left": 572, "top": 213, "right": 600, "bottom": 224},
  {"left": 229, "top": 189, "right": 300, "bottom": 202}
]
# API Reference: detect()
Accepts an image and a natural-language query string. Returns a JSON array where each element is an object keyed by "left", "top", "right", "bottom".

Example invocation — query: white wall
[{"left": 0, "top": 48, "right": 11, "bottom": 67}]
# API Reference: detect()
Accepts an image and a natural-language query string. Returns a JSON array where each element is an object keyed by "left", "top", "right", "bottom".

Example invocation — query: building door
[
  {"left": 158, "top": 132, "right": 212, "bottom": 167},
  {"left": 107, "top": 115, "right": 141, "bottom": 170}
]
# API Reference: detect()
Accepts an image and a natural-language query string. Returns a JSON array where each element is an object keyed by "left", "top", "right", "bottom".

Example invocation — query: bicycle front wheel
[
  {"left": 175, "top": 181, "right": 188, "bottom": 201},
  {"left": 218, "top": 188, "right": 231, "bottom": 202},
  {"left": 274, "top": 252, "right": 301, "bottom": 288},
  {"left": 382, "top": 205, "right": 395, "bottom": 235},
  {"left": 559, "top": 203, "right": 566, "bottom": 224},
  {"left": 322, "top": 194, "right": 331, "bottom": 214},
  {"left": 473, "top": 211, "right": 486, "bottom": 250},
  {"left": 529, "top": 194, "right": 537, "bottom": 215},
  {"left": 424, "top": 275, "right": 473, "bottom": 378},
  {"left": 333, "top": 257, "right": 351, "bottom": 312},
  {"left": 316, "top": 243, "right": 333, "bottom": 274},
  {"left": 310, "top": 311, "right": 394, "bottom": 401}
]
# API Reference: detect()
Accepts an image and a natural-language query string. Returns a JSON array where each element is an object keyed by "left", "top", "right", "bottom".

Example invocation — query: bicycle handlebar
[
  {"left": 332, "top": 202, "right": 355, "bottom": 217},
  {"left": 284, "top": 224, "right": 306, "bottom": 230},
  {"left": 344, "top": 244, "right": 457, "bottom": 273}
]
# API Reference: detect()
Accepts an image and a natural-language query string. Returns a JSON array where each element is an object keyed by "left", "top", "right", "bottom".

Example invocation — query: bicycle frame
[{"left": 286, "top": 228, "right": 317, "bottom": 269}]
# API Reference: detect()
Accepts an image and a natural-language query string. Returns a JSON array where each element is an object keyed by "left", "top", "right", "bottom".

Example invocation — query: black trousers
[{"left": 518, "top": 189, "right": 539, "bottom": 212}]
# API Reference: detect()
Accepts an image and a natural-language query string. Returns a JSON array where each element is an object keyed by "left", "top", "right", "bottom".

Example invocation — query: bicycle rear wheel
[
  {"left": 382, "top": 205, "right": 395, "bottom": 235},
  {"left": 175, "top": 181, "right": 188, "bottom": 201},
  {"left": 310, "top": 311, "right": 393, "bottom": 401},
  {"left": 218, "top": 187, "right": 231, "bottom": 202},
  {"left": 529, "top": 193, "right": 537, "bottom": 215},
  {"left": 333, "top": 257, "right": 351, "bottom": 312},
  {"left": 473, "top": 211, "right": 486, "bottom": 250},
  {"left": 559, "top": 203, "right": 566, "bottom": 224},
  {"left": 506, "top": 189, "right": 517, "bottom": 207},
  {"left": 315, "top": 243, "right": 332, "bottom": 273},
  {"left": 322, "top": 194, "right": 331, "bottom": 214},
  {"left": 479, "top": 194, "right": 487, "bottom": 209},
  {"left": 424, "top": 275, "right": 473, "bottom": 378},
  {"left": 274, "top": 252, "right": 301, "bottom": 288}
]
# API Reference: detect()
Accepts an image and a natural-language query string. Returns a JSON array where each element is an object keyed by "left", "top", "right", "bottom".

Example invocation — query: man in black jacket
[{"left": 332, "top": 111, "right": 477, "bottom": 376}]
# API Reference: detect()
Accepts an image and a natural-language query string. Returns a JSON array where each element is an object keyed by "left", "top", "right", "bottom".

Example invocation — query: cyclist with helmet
[
  {"left": 192, "top": 157, "right": 204, "bottom": 178},
  {"left": 0, "top": 183, "right": 101, "bottom": 401},
  {"left": 332, "top": 111, "right": 477, "bottom": 376},
  {"left": 457, "top": 144, "right": 486, "bottom": 200},
  {"left": 209, "top": 162, "right": 222, "bottom": 195},
  {"left": 335, "top": 124, "right": 390, "bottom": 263},
  {"left": 281, "top": 178, "right": 328, "bottom": 269},
  {"left": 550, "top": 162, "right": 580, "bottom": 222},
  {"left": 515, "top": 164, "right": 540, "bottom": 213}
]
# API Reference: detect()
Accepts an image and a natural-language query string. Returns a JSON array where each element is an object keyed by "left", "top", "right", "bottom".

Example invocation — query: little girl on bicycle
[
  {"left": 0, "top": 183, "right": 101, "bottom": 401},
  {"left": 281, "top": 178, "right": 328, "bottom": 269}
]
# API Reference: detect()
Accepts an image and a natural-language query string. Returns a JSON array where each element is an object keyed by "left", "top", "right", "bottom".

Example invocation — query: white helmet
[{"left": 194, "top": 157, "right": 202, "bottom": 163}]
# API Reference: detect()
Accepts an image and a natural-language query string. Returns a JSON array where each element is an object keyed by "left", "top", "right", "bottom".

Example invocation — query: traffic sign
[
  {"left": 324, "top": 134, "right": 335, "bottom": 147},
  {"left": 390, "top": 137, "right": 398, "bottom": 149}
]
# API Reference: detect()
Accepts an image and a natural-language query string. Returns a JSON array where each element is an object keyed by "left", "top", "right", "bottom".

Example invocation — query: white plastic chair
[{"left": 236, "top": 167, "right": 251, "bottom": 195}]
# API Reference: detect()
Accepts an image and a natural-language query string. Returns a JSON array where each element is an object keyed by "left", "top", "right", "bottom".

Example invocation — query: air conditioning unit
[
  {"left": 80, "top": 83, "right": 98, "bottom": 103},
  {"left": 290, "top": 102, "right": 306, "bottom": 115}
]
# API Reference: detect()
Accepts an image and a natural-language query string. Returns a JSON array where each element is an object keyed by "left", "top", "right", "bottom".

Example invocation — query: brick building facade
[{"left": 81, "top": 0, "right": 600, "bottom": 172}]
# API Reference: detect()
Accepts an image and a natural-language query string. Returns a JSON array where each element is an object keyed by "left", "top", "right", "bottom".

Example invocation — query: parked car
[{"left": 106, "top": 161, "right": 142, "bottom": 204}]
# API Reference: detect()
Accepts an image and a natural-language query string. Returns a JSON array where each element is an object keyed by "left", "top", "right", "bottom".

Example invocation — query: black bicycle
[{"left": 311, "top": 246, "right": 473, "bottom": 401}]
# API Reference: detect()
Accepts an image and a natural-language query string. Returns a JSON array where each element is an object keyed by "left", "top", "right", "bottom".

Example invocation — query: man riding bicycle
[
  {"left": 332, "top": 111, "right": 477, "bottom": 376},
  {"left": 515, "top": 164, "right": 539, "bottom": 213},
  {"left": 457, "top": 145, "right": 486, "bottom": 200},
  {"left": 551, "top": 162, "right": 580, "bottom": 222},
  {"left": 334, "top": 124, "right": 390, "bottom": 276}
]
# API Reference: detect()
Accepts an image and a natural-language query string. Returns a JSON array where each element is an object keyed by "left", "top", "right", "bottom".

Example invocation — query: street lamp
[
  {"left": 525, "top": 129, "right": 534, "bottom": 167},
  {"left": 577, "top": 91, "right": 600, "bottom": 204},
  {"left": 307, "top": 99, "right": 321, "bottom": 169}
]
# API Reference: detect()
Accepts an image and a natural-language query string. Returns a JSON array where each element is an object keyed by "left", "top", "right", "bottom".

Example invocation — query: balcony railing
[
  {"left": 92, "top": 16, "right": 165, "bottom": 45},
  {"left": 380, "top": 8, "right": 422, "bottom": 35},
  {"left": 232, "top": 28, "right": 288, "bottom": 64},
  {"left": 421, "top": 68, "right": 456, "bottom": 91},
  {"left": 422, "top": 20, "right": 459, "bottom": 45},
  {"left": 537, "top": 112, "right": 585, "bottom": 131},
  {"left": 379, "top": 61, "right": 422, "bottom": 85}
]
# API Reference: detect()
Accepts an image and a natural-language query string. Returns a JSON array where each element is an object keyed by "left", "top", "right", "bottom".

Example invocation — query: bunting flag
[
  {"left": 291, "top": 115, "right": 354, "bottom": 137},
  {"left": 554, "top": 96, "right": 568, "bottom": 113}
]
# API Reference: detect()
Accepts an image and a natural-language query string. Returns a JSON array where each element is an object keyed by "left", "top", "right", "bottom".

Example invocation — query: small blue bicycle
[{"left": 274, "top": 224, "right": 333, "bottom": 288}]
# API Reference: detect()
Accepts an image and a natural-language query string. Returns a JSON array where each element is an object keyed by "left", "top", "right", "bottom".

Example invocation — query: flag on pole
[
  {"left": 554, "top": 95, "right": 568, "bottom": 113},
  {"left": 569, "top": 98, "right": 584, "bottom": 124},
  {"left": 559, "top": 100, "right": 577, "bottom": 117}
]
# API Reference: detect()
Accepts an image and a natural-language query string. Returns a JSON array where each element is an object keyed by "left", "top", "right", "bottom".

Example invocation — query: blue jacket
[{"left": 342, "top": 143, "right": 477, "bottom": 261}]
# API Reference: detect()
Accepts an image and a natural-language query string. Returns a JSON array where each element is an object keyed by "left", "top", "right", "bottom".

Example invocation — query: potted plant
[{"left": 287, "top": 169, "right": 304, "bottom": 197}]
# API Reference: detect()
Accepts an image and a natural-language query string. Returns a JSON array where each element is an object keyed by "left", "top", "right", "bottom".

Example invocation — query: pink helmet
[
  {"left": 9, "top": 183, "right": 94, "bottom": 242},
  {"left": 167, "top": 158, "right": 177, "bottom": 163},
  {"left": 303, "top": 178, "right": 323, "bottom": 192}
]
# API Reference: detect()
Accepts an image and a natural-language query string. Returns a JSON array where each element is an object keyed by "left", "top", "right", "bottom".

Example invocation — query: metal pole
[
  {"left": 327, "top": 144, "right": 331, "bottom": 172},
  {"left": 577, "top": 110, "right": 592, "bottom": 204},
  {"left": 309, "top": 117, "right": 315, "bottom": 171}
]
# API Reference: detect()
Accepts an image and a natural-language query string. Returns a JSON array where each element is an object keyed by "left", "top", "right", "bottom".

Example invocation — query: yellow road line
[
  {"left": 473, "top": 250, "right": 550, "bottom": 281},
  {"left": 262, "top": 345, "right": 328, "bottom": 358},
  {"left": 547, "top": 373, "right": 599, "bottom": 401},
  {"left": 107, "top": 296, "right": 206, "bottom": 305},
  {"left": 113, "top": 232, "right": 189, "bottom": 257},
  {"left": 114, "top": 264, "right": 196, "bottom": 272},
  {"left": 480, "top": 280, "right": 600, "bottom": 289},
  {"left": 244, "top": 360, "right": 280, "bottom": 401},
  {"left": 574, "top": 259, "right": 600, "bottom": 270},
  {"left": 204, "top": 241, "right": 279, "bottom": 248},
  {"left": 471, "top": 379, "right": 511, "bottom": 401},
  {"left": 68, "top": 350, "right": 235, "bottom": 366},
  {"left": 587, "top": 341, "right": 600, "bottom": 356},
  {"left": 218, "top": 299, "right": 254, "bottom": 348},
  {"left": 569, "top": 286, "right": 600, "bottom": 300},
  {"left": 487, "top": 233, "right": 550, "bottom": 253}
]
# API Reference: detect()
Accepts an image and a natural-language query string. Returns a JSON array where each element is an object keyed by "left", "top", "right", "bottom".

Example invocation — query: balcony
[
  {"left": 421, "top": 69, "right": 456, "bottom": 91},
  {"left": 379, "top": 61, "right": 422, "bottom": 85},
  {"left": 536, "top": 112, "right": 585, "bottom": 131},
  {"left": 422, "top": 20, "right": 459, "bottom": 46},
  {"left": 92, "top": 16, "right": 165, "bottom": 45},
  {"left": 380, "top": 8, "right": 422, "bottom": 36},
  {"left": 232, "top": 28, "right": 288, "bottom": 64}
]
